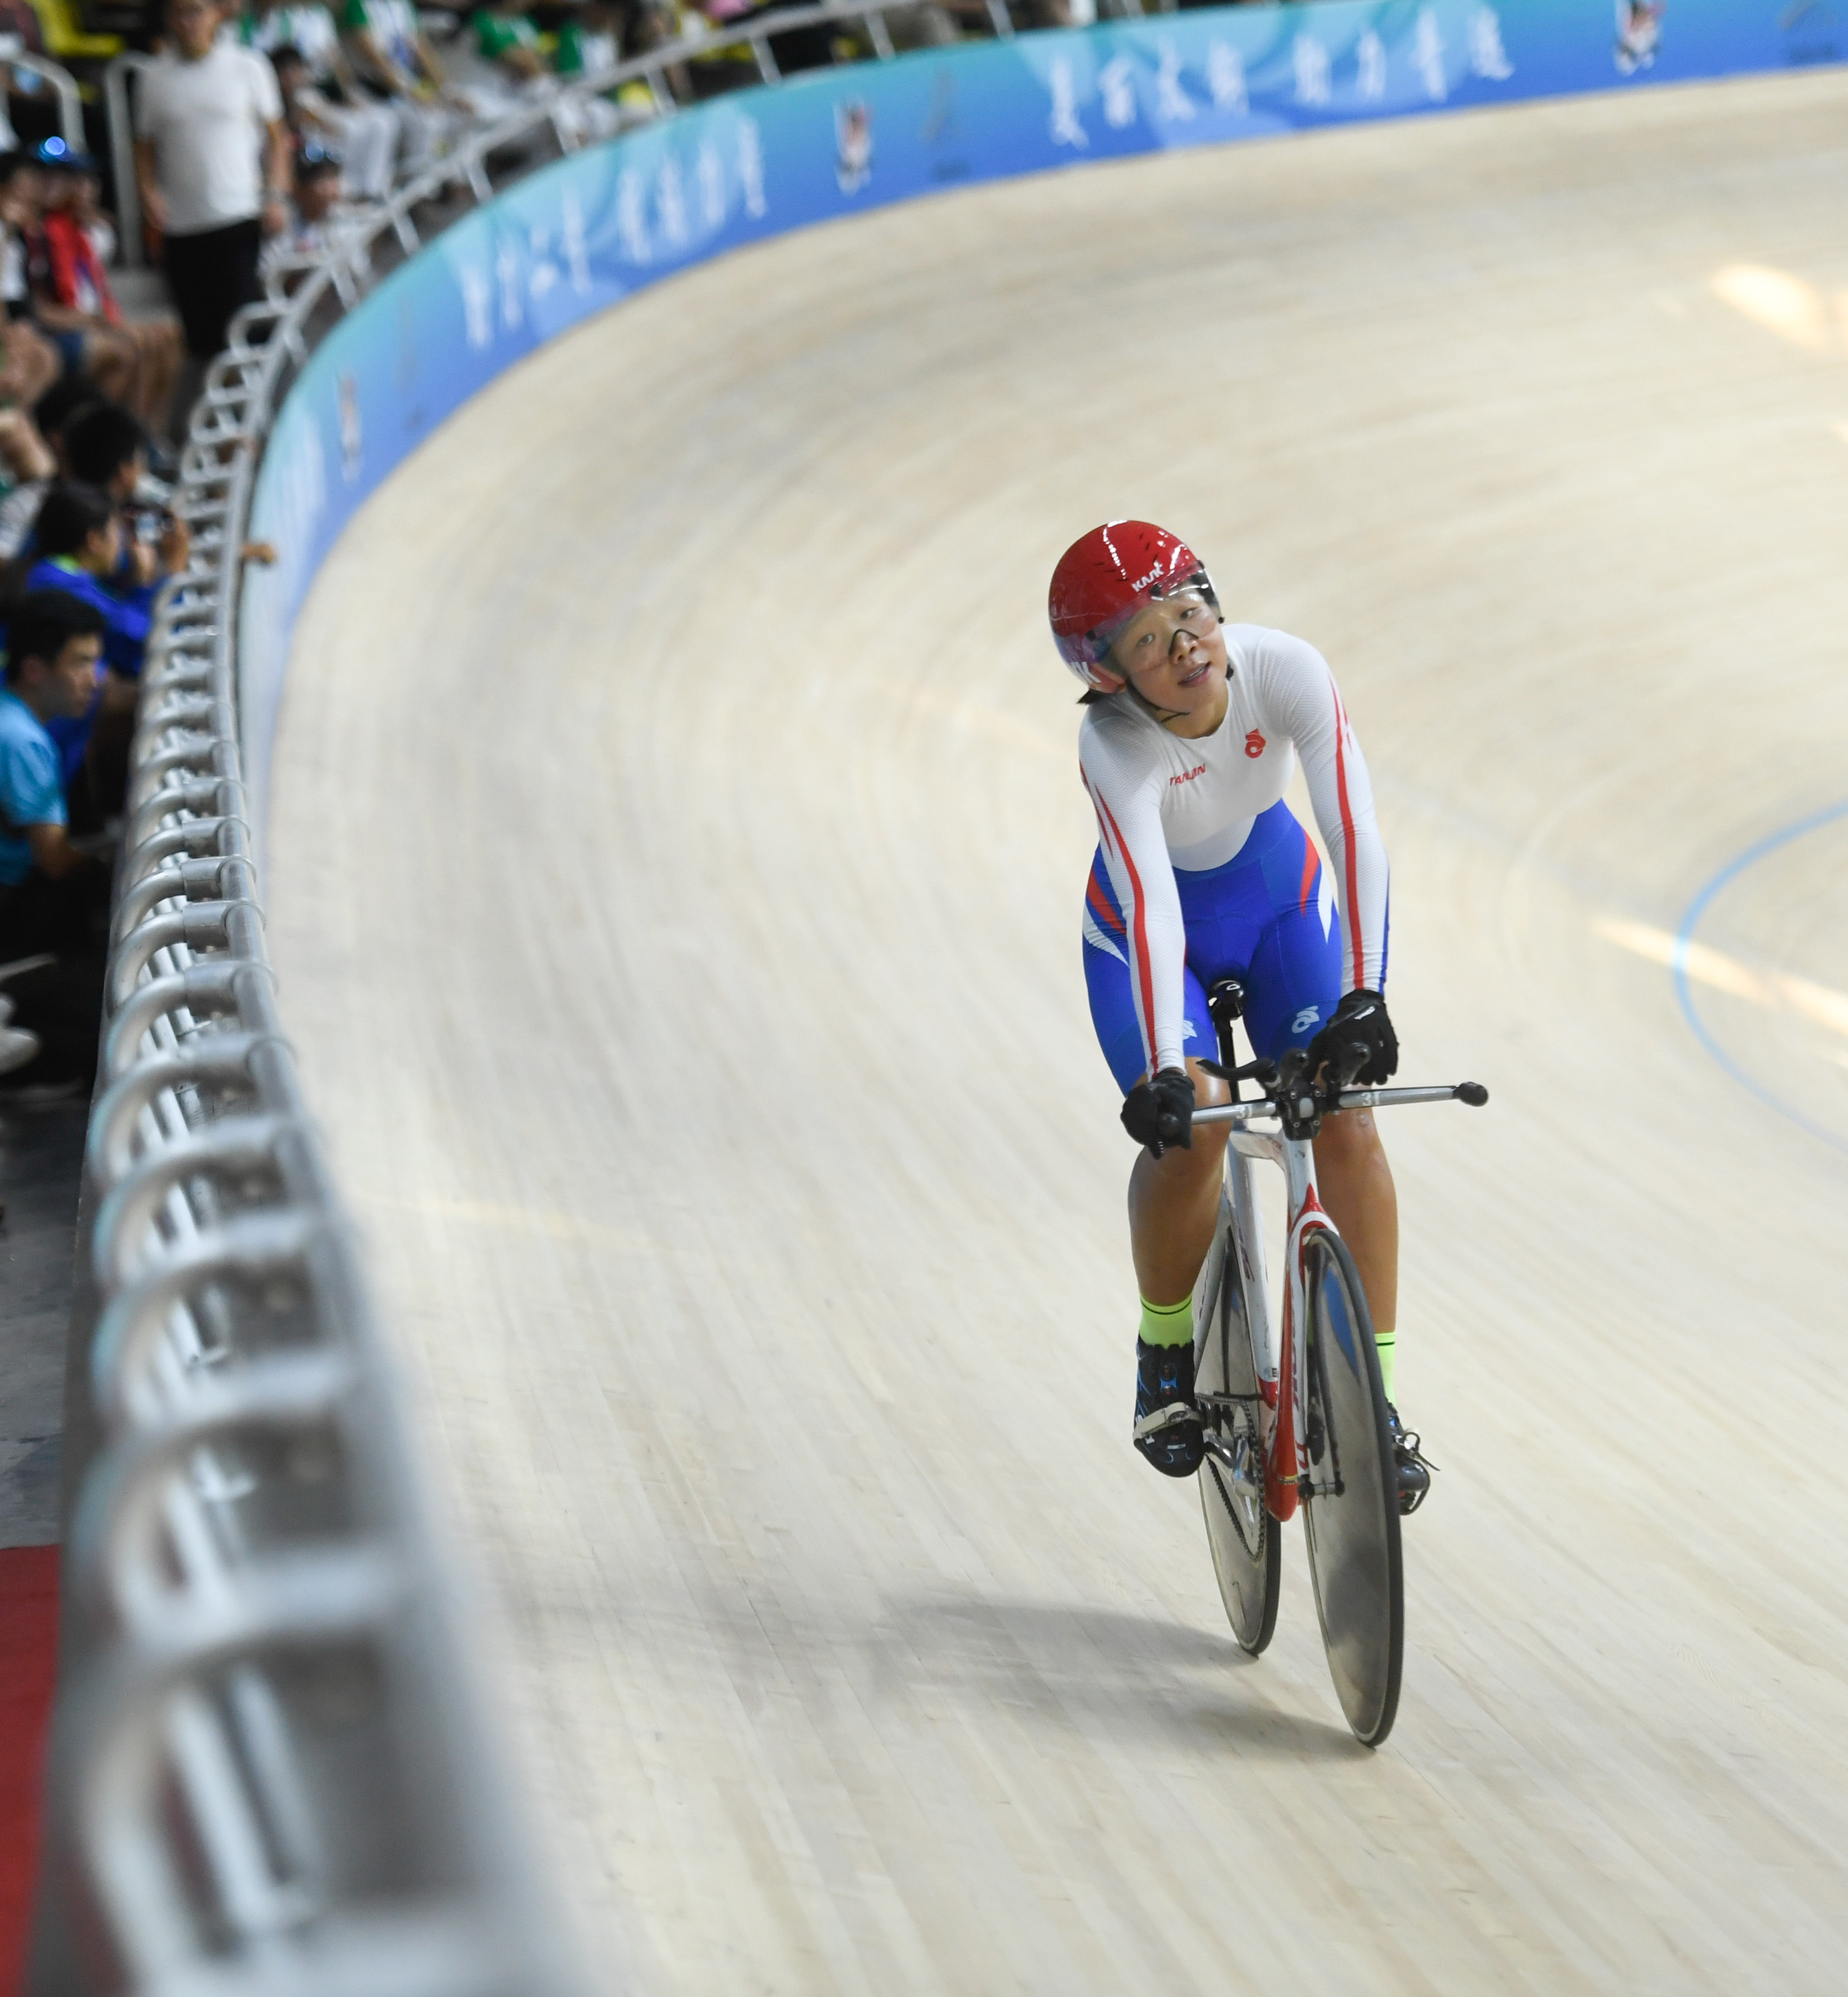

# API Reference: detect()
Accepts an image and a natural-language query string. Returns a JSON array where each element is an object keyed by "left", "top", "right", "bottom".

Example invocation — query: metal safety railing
[
  {"left": 45, "top": 1, "right": 1122, "bottom": 1985},
  {"left": 0, "top": 43, "right": 85, "bottom": 148}
]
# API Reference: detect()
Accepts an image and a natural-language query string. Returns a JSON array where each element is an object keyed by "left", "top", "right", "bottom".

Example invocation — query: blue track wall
[{"left": 240, "top": 0, "right": 1835, "bottom": 827}]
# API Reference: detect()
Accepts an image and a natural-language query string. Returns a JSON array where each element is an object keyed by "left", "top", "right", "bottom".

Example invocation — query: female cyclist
[{"left": 1051, "top": 520, "right": 1430, "bottom": 1511}]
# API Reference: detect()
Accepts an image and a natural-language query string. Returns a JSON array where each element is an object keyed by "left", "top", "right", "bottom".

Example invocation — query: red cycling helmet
[{"left": 1048, "top": 520, "right": 1219, "bottom": 689}]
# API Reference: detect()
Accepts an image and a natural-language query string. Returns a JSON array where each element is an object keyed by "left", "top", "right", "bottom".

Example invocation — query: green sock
[
  {"left": 1375, "top": 1331, "right": 1397, "bottom": 1401},
  {"left": 1139, "top": 1295, "right": 1194, "bottom": 1349}
]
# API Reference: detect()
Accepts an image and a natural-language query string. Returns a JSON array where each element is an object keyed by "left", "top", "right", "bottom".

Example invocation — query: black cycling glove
[
  {"left": 1121, "top": 1067, "right": 1196, "bottom": 1154},
  {"left": 1308, "top": 989, "right": 1399, "bottom": 1087}
]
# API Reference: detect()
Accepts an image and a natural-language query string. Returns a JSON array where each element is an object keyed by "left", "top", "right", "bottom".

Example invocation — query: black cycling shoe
[
  {"left": 1133, "top": 1336, "right": 1204, "bottom": 1478},
  {"left": 1386, "top": 1403, "right": 1435, "bottom": 1514}
]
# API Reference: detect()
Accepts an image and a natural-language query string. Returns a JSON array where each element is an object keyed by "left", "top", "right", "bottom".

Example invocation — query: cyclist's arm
[
  {"left": 1079, "top": 723, "right": 1190, "bottom": 1077},
  {"left": 1246, "top": 628, "right": 1390, "bottom": 994}
]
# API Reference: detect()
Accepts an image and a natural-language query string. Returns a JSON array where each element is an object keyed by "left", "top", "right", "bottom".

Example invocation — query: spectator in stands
[
  {"left": 63, "top": 400, "right": 168, "bottom": 514},
  {"left": 33, "top": 143, "right": 185, "bottom": 438},
  {"left": 0, "top": 375, "right": 96, "bottom": 560},
  {"left": 472, "top": 0, "right": 546, "bottom": 83},
  {"left": 244, "top": 1, "right": 398, "bottom": 201},
  {"left": 16, "top": 478, "right": 160, "bottom": 826},
  {"left": 0, "top": 154, "right": 61, "bottom": 410},
  {"left": 0, "top": 589, "right": 111, "bottom": 1097},
  {"left": 134, "top": 0, "right": 292, "bottom": 374},
  {"left": 262, "top": 140, "right": 345, "bottom": 276},
  {"left": 555, "top": 0, "right": 620, "bottom": 79},
  {"left": 0, "top": 150, "right": 142, "bottom": 401},
  {"left": 340, "top": 0, "right": 469, "bottom": 174},
  {"left": 0, "top": 400, "right": 50, "bottom": 536},
  {"left": 23, "top": 480, "right": 155, "bottom": 683},
  {"left": 460, "top": 0, "right": 617, "bottom": 134}
]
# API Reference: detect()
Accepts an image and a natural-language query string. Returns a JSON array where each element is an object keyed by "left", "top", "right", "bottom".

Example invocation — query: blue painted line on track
[{"left": 1672, "top": 799, "right": 1848, "bottom": 1156}]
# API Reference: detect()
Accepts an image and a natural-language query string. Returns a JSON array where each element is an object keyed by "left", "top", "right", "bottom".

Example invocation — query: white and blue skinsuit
[{"left": 1080, "top": 624, "right": 1391, "bottom": 1090}]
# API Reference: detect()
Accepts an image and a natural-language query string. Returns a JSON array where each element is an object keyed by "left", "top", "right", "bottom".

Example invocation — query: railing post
[{"left": 104, "top": 55, "right": 150, "bottom": 269}]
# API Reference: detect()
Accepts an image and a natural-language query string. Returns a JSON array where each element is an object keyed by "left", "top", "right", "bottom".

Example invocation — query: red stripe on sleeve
[{"left": 1084, "top": 772, "right": 1159, "bottom": 1071}]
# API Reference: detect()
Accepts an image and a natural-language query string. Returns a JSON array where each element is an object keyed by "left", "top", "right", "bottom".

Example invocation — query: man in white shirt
[{"left": 133, "top": 0, "right": 293, "bottom": 365}]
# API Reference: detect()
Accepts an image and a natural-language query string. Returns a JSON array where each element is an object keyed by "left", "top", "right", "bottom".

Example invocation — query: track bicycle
[{"left": 1185, "top": 978, "right": 1487, "bottom": 1747}]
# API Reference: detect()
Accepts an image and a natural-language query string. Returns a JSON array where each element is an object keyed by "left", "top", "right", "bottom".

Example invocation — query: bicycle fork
[{"left": 1224, "top": 1127, "right": 1326, "bottom": 1524}]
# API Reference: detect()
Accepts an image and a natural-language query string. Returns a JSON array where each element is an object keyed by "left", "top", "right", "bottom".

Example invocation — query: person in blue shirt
[
  {"left": 15, "top": 481, "right": 145, "bottom": 808},
  {"left": 0, "top": 590, "right": 111, "bottom": 1095},
  {"left": 24, "top": 481, "right": 151, "bottom": 680}
]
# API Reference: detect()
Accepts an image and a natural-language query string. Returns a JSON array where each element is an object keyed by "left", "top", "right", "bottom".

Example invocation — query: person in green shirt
[
  {"left": 553, "top": 0, "right": 619, "bottom": 79},
  {"left": 340, "top": 0, "right": 473, "bottom": 171},
  {"left": 473, "top": 0, "right": 545, "bottom": 79}
]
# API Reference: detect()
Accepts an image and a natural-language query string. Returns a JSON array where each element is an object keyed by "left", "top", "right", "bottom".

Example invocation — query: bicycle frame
[
  {"left": 1192, "top": 1110, "right": 1320, "bottom": 1522},
  {"left": 1192, "top": 1079, "right": 1487, "bottom": 1523}
]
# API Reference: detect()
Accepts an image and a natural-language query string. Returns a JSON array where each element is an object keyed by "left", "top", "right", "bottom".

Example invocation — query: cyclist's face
[{"left": 1105, "top": 589, "right": 1226, "bottom": 713}]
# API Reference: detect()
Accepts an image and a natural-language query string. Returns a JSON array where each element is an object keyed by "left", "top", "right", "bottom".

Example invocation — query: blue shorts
[{"left": 1083, "top": 799, "right": 1343, "bottom": 1092}]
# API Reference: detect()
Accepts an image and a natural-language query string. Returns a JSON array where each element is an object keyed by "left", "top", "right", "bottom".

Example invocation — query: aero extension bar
[{"left": 1192, "top": 1081, "right": 1491, "bottom": 1127}]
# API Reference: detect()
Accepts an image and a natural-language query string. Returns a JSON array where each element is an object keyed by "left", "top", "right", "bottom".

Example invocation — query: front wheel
[
  {"left": 1196, "top": 1213, "right": 1281, "bottom": 1656},
  {"left": 1299, "top": 1227, "right": 1403, "bottom": 1746}
]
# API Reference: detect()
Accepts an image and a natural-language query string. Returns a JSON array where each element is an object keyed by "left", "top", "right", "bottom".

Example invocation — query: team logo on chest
[{"left": 1244, "top": 728, "right": 1266, "bottom": 759}]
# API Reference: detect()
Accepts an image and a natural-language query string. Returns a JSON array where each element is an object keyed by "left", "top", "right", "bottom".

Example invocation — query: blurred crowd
[{"left": 0, "top": 0, "right": 1112, "bottom": 1097}]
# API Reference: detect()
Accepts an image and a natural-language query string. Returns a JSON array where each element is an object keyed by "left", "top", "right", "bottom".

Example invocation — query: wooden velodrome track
[{"left": 264, "top": 69, "right": 1848, "bottom": 1993}]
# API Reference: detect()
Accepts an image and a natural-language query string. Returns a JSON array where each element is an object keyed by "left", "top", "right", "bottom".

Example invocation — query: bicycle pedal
[
  {"left": 1393, "top": 1425, "right": 1437, "bottom": 1515},
  {"left": 1133, "top": 1400, "right": 1200, "bottom": 1441}
]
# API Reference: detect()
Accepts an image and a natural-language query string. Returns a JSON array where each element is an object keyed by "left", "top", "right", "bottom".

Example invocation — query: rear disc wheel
[{"left": 1299, "top": 1227, "right": 1403, "bottom": 1745}]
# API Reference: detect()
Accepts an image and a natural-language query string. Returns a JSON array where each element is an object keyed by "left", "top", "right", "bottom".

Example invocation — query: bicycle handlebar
[{"left": 1190, "top": 1080, "right": 1490, "bottom": 1129}]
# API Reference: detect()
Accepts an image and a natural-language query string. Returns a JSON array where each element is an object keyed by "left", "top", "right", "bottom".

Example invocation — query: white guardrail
[
  {"left": 0, "top": 42, "right": 85, "bottom": 149},
  {"left": 34, "top": 4, "right": 1107, "bottom": 1987}
]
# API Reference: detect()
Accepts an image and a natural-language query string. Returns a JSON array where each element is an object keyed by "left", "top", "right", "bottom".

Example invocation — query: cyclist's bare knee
[{"left": 1315, "top": 1104, "right": 1385, "bottom": 1161}]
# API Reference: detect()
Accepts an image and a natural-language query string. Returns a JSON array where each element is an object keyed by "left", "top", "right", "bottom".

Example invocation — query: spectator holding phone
[{"left": 134, "top": 0, "right": 293, "bottom": 371}]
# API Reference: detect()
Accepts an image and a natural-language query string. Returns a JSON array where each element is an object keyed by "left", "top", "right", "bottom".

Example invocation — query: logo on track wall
[
  {"left": 241, "top": 0, "right": 1838, "bottom": 842},
  {"left": 1615, "top": 0, "right": 1664, "bottom": 72},
  {"left": 836, "top": 100, "right": 873, "bottom": 193}
]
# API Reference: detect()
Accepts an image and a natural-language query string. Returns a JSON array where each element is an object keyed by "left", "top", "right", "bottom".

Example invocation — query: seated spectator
[
  {"left": 0, "top": 149, "right": 156, "bottom": 422},
  {"left": 245, "top": 3, "right": 398, "bottom": 201},
  {"left": 23, "top": 480, "right": 153, "bottom": 684},
  {"left": 554, "top": 0, "right": 620, "bottom": 78},
  {"left": 0, "top": 375, "right": 101, "bottom": 561},
  {"left": 340, "top": 0, "right": 472, "bottom": 174},
  {"left": 473, "top": 0, "right": 547, "bottom": 82},
  {"left": 17, "top": 477, "right": 165, "bottom": 826},
  {"left": 0, "top": 589, "right": 111, "bottom": 1097},
  {"left": 0, "top": 399, "right": 50, "bottom": 537},
  {"left": 459, "top": 0, "right": 620, "bottom": 134},
  {"left": 0, "top": 154, "right": 60, "bottom": 410},
  {"left": 63, "top": 399, "right": 171, "bottom": 514},
  {"left": 262, "top": 141, "right": 348, "bottom": 277},
  {"left": 34, "top": 142, "right": 186, "bottom": 439}
]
